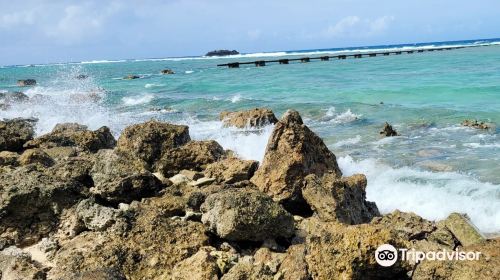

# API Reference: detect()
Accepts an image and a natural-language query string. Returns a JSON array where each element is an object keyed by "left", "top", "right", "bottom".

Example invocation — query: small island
[{"left": 205, "top": 49, "right": 239, "bottom": 56}]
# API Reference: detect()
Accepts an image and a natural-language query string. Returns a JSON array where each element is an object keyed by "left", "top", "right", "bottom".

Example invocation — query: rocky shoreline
[{"left": 0, "top": 108, "right": 498, "bottom": 279}]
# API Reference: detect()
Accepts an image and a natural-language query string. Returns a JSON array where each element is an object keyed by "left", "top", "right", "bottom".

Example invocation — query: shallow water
[{"left": 1, "top": 39, "right": 499, "bottom": 233}]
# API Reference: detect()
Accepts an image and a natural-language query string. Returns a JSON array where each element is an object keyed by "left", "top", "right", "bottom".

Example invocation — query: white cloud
[
  {"left": 325, "top": 16, "right": 361, "bottom": 37},
  {"left": 0, "top": 10, "right": 36, "bottom": 28},
  {"left": 44, "top": 2, "right": 123, "bottom": 43},
  {"left": 324, "top": 15, "right": 395, "bottom": 38},
  {"left": 0, "top": 1, "right": 123, "bottom": 43},
  {"left": 247, "top": 29, "right": 261, "bottom": 40},
  {"left": 369, "top": 16, "right": 395, "bottom": 33}
]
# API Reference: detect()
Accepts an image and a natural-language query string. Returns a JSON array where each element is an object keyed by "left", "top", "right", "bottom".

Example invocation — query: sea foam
[{"left": 338, "top": 155, "right": 500, "bottom": 234}]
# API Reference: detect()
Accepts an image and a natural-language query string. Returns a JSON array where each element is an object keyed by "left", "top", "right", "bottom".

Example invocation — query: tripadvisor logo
[
  {"left": 375, "top": 244, "right": 398, "bottom": 267},
  {"left": 375, "top": 244, "right": 482, "bottom": 267}
]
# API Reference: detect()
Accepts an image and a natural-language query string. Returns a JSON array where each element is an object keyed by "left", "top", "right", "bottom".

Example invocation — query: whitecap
[
  {"left": 80, "top": 59, "right": 126, "bottom": 64},
  {"left": 330, "top": 109, "right": 361, "bottom": 124},
  {"left": 230, "top": 94, "right": 242, "bottom": 103},
  {"left": 185, "top": 70, "right": 194, "bottom": 74},
  {"left": 333, "top": 135, "right": 362, "bottom": 148},
  {"left": 325, "top": 106, "right": 336, "bottom": 117},
  {"left": 144, "top": 83, "right": 164, "bottom": 89},
  {"left": 464, "top": 143, "right": 500, "bottom": 149},
  {"left": 122, "top": 94, "right": 154, "bottom": 106}
]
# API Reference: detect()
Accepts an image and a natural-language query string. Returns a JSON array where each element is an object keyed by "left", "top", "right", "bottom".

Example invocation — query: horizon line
[{"left": 2, "top": 36, "right": 500, "bottom": 68}]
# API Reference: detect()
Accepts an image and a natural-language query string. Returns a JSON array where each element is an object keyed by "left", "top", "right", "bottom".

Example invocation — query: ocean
[{"left": 1, "top": 38, "right": 499, "bottom": 234}]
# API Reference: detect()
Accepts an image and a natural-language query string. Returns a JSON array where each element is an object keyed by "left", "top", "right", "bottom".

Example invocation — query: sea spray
[
  {"left": 187, "top": 120, "right": 274, "bottom": 161},
  {"left": 0, "top": 66, "right": 129, "bottom": 136}
]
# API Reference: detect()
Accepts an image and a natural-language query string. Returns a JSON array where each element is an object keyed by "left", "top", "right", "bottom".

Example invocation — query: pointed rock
[{"left": 251, "top": 110, "right": 342, "bottom": 212}]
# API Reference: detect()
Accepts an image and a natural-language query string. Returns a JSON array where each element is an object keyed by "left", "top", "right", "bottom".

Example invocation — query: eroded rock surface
[
  {"left": 24, "top": 124, "right": 115, "bottom": 153},
  {"left": 156, "top": 140, "right": 224, "bottom": 177},
  {"left": 220, "top": 108, "right": 278, "bottom": 128},
  {"left": 204, "top": 157, "right": 258, "bottom": 184},
  {"left": 303, "top": 173, "right": 379, "bottom": 224},
  {"left": 0, "top": 112, "right": 495, "bottom": 280},
  {"left": 90, "top": 149, "right": 163, "bottom": 204},
  {"left": 0, "top": 166, "right": 83, "bottom": 247},
  {"left": 201, "top": 188, "right": 294, "bottom": 241},
  {"left": 461, "top": 119, "right": 493, "bottom": 130},
  {"left": 251, "top": 110, "right": 342, "bottom": 212},
  {"left": 116, "top": 120, "right": 190, "bottom": 167},
  {"left": 380, "top": 122, "right": 399, "bottom": 137},
  {"left": 0, "top": 118, "right": 35, "bottom": 152}
]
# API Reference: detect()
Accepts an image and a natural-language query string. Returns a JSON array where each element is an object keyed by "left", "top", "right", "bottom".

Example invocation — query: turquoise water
[{"left": 1, "top": 40, "right": 499, "bottom": 233}]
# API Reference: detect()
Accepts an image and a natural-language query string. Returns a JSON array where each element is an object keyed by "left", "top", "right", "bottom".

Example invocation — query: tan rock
[
  {"left": 18, "top": 148, "right": 54, "bottom": 167},
  {"left": 179, "top": 169, "right": 204, "bottom": 180},
  {"left": 371, "top": 210, "right": 435, "bottom": 240},
  {"left": 76, "top": 199, "right": 120, "bottom": 231},
  {"left": 461, "top": 119, "right": 494, "bottom": 130},
  {"left": 90, "top": 149, "right": 163, "bottom": 204},
  {"left": 303, "top": 173, "right": 379, "bottom": 224},
  {"left": 221, "top": 262, "right": 274, "bottom": 280},
  {"left": 116, "top": 120, "right": 190, "bottom": 167},
  {"left": 191, "top": 177, "right": 216, "bottom": 187},
  {"left": 204, "top": 157, "right": 259, "bottom": 184},
  {"left": 24, "top": 124, "right": 115, "bottom": 153},
  {"left": 50, "top": 201, "right": 209, "bottom": 280},
  {"left": 47, "top": 156, "right": 94, "bottom": 185},
  {"left": 220, "top": 108, "right": 278, "bottom": 128},
  {"left": 412, "top": 238, "right": 499, "bottom": 280},
  {"left": 279, "top": 244, "right": 309, "bottom": 280},
  {"left": 253, "top": 247, "right": 285, "bottom": 274},
  {"left": 441, "top": 213, "right": 485, "bottom": 247},
  {"left": 0, "top": 118, "right": 35, "bottom": 152},
  {"left": 0, "top": 151, "right": 18, "bottom": 166},
  {"left": 47, "top": 232, "right": 125, "bottom": 279},
  {"left": 43, "top": 146, "right": 77, "bottom": 160},
  {"left": 169, "top": 174, "right": 191, "bottom": 185},
  {"left": 121, "top": 216, "right": 209, "bottom": 279},
  {"left": 171, "top": 247, "right": 219, "bottom": 280},
  {"left": 0, "top": 248, "right": 46, "bottom": 280},
  {"left": 251, "top": 110, "right": 342, "bottom": 212},
  {"left": 428, "top": 224, "right": 457, "bottom": 249},
  {"left": 302, "top": 217, "right": 411, "bottom": 279},
  {"left": 201, "top": 188, "right": 294, "bottom": 241},
  {"left": 0, "top": 166, "right": 83, "bottom": 248},
  {"left": 155, "top": 140, "right": 224, "bottom": 177}
]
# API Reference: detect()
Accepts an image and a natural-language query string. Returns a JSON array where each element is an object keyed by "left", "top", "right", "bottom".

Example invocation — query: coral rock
[
  {"left": 201, "top": 188, "right": 294, "bottom": 241},
  {"left": 220, "top": 108, "right": 278, "bottom": 128},
  {"left": 251, "top": 110, "right": 342, "bottom": 212},
  {"left": 303, "top": 173, "right": 379, "bottom": 224}
]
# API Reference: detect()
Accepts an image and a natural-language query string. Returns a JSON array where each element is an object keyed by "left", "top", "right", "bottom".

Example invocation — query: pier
[{"left": 217, "top": 46, "right": 468, "bottom": 68}]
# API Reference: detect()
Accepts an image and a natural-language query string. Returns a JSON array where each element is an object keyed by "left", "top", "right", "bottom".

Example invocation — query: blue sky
[{"left": 1, "top": 0, "right": 499, "bottom": 65}]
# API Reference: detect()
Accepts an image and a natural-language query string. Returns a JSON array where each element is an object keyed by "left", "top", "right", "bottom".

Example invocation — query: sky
[{"left": 1, "top": 0, "right": 499, "bottom": 65}]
